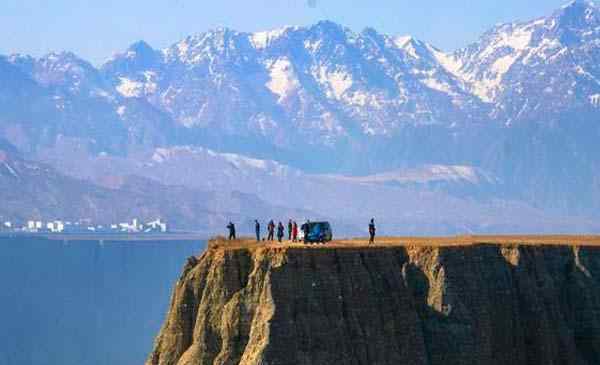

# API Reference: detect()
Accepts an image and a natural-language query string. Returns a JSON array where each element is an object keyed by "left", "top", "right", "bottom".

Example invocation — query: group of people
[
  {"left": 255, "top": 219, "right": 303, "bottom": 243},
  {"left": 226, "top": 218, "right": 377, "bottom": 244},
  {"left": 226, "top": 219, "right": 305, "bottom": 242}
]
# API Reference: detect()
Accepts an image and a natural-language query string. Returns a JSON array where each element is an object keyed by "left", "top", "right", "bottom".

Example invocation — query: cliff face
[{"left": 147, "top": 244, "right": 600, "bottom": 365}]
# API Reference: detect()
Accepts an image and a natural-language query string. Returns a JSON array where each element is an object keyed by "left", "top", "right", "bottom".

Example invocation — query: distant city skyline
[{"left": 0, "top": 0, "right": 578, "bottom": 64}]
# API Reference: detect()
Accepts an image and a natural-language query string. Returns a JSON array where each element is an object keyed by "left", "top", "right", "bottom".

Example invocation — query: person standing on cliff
[
  {"left": 277, "top": 222, "right": 285, "bottom": 243},
  {"left": 368, "top": 218, "right": 376, "bottom": 244},
  {"left": 287, "top": 219, "right": 293, "bottom": 241},
  {"left": 255, "top": 220, "right": 261, "bottom": 241},
  {"left": 267, "top": 220, "right": 275, "bottom": 241},
  {"left": 292, "top": 221, "right": 298, "bottom": 242},
  {"left": 227, "top": 222, "right": 236, "bottom": 240},
  {"left": 301, "top": 220, "right": 310, "bottom": 244}
]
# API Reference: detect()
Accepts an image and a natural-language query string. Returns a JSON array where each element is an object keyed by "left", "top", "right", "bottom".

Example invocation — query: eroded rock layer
[{"left": 147, "top": 244, "right": 600, "bottom": 365}]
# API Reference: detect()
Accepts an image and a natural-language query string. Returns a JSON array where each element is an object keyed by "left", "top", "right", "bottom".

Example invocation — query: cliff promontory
[{"left": 147, "top": 237, "right": 600, "bottom": 365}]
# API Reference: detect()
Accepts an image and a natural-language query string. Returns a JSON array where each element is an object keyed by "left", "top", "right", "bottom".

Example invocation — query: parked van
[{"left": 303, "top": 221, "right": 333, "bottom": 243}]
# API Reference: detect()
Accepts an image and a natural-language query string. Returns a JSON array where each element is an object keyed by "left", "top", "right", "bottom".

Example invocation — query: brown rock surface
[{"left": 147, "top": 238, "right": 600, "bottom": 365}]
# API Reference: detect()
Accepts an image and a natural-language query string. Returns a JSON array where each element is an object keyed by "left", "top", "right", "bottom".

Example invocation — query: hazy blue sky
[{"left": 0, "top": 0, "right": 575, "bottom": 64}]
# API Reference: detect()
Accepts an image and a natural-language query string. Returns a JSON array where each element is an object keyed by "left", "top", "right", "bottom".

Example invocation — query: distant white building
[
  {"left": 119, "top": 218, "right": 141, "bottom": 233},
  {"left": 25, "top": 220, "right": 44, "bottom": 232},
  {"left": 15, "top": 217, "right": 168, "bottom": 234},
  {"left": 46, "top": 221, "right": 65, "bottom": 233},
  {"left": 145, "top": 219, "right": 168, "bottom": 233}
]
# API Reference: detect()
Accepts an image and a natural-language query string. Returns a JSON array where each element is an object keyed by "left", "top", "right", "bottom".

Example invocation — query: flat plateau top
[{"left": 209, "top": 235, "right": 600, "bottom": 250}]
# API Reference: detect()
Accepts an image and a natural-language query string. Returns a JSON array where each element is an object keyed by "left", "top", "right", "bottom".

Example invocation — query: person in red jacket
[{"left": 292, "top": 221, "right": 298, "bottom": 242}]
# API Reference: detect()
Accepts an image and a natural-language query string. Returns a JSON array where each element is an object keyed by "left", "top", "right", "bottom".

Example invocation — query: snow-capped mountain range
[
  {"left": 3, "top": 1, "right": 598, "bottom": 147},
  {"left": 0, "top": 0, "right": 599, "bottom": 234},
  {"left": 104, "top": 0, "right": 598, "bottom": 133}
]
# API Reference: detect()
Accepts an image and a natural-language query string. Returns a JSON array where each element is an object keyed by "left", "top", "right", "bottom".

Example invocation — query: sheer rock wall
[{"left": 147, "top": 243, "right": 600, "bottom": 365}]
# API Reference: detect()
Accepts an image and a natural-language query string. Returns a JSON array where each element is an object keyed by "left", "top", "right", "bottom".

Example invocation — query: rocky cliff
[{"left": 147, "top": 240, "right": 600, "bottom": 365}]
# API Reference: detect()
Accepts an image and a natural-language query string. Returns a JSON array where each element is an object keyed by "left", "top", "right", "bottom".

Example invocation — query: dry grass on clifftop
[{"left": 207, "top": 235, "right": 600, "bottom": 251}]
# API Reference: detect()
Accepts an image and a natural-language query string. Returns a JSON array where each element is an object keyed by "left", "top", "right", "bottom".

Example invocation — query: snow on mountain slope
[
  {"left": 4, "top": 0, "right": 597, "bottom": 154},
  {"left": 100, "top": 21, "right": 483, "bottom": 142},
  {"left": 8, "top": 0, "right": 582, "bottom": 151},
  {"left": 251, "top": 27, "right": 294, "bottom": 49},
  {"left": 436, "top": 0, "right": 600, "bottom": 123},
  {"left": 265, "top": 57, "right": 300, "bottom": 102},
  {"left": 327, "top": 165, "right": 499, "bottom": 186}
]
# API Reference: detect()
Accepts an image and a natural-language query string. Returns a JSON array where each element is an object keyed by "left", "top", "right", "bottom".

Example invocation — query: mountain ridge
[{"left": 0, "top": 1, "right": 599, "bottom": 233}]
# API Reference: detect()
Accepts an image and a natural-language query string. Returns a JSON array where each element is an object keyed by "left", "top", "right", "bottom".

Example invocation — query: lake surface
[{"left": 0, "top": 237, "right": 205, "bottom": 365}]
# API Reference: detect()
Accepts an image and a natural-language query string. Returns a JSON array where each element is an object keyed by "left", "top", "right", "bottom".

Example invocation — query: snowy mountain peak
[
  {"left": 7, "top": 53, "right": 34, "bottom": 64},
  {"left": 250, "top": 26, "right": 294, "bottom": 49},
  {"left": 309, "top": 20, "right": 353, "bottom": 39},
  {"left": 560, "top": 0, "right": 597, "bottom": 10},
  {"left": 393, "top": 35, "right": 414, "bottom": 48},
  {"left": 33, "top": 51, "right": 100, "bottom": 89},
  {"left": 126, "top": 40, "right": 156, "bottom": 57},
  {"left": 554, "top": 0, "right": 598, "bottom": 32},
  {"left": 40, "top": 51, "right": 90, "bottom": 66},
  {"left": 21, "top": 0, "right": 596, "bottom": 147},
  {"left": 392, "top": 35, "right": 436, "bottom": 60},
  {"left": 162, "top": 27, "right": 255, "bottom": 65}
]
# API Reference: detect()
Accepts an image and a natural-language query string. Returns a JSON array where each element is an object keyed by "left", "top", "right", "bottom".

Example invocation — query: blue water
[{"left": 0, "top": 237, "right": 205, "bottom": 365}]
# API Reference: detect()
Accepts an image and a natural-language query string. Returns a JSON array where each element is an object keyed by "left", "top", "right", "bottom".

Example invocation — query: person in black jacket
[
  {"left": 227, "top": 222, "right": 236, "bottom": 240},
  {"left": 368, "top": 218, "right": 376, "bottom": 244},
  {"left": 301, "top": 220, "right": 310, "bottom": 243},
  {"left": 277, "top": 222, "right": 285, "bottom": 243},
  {"left": 255, "top": 220, "right": 261, "bottom": 241},
  {"left": 287, "top": 219, "right": 293, "bottom": 241},
  {"left": 267, "top": 220, "right": 275, "bottom": 241}
]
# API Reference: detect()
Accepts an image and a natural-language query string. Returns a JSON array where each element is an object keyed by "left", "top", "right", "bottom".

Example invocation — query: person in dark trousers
[
  {"left": 368, "top": 218, "right": 376, "bottom": 244},
  {"left": 292, "top": 221, "right": 298, "bottom": 242},
  {"left": 277, "top": 222, "right": 285, "bottom": 243},
  {"left": 287, "top": 219, "right": 293, "bottom": 241},
  {"left": 227, "top": 222, "right": 236, "bottom": 240},
  {"left": 301, "top": 220, "right": 310, "bottom": 243},
  {"left": 267, "top": 220, "right": 275, "bottom": 241},
  {"left": 255, "top": 220, "right": 261, "bottom": 241}
]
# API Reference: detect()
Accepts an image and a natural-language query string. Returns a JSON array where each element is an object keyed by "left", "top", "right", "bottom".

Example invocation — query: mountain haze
[{"left": 0, "top": 1, "right": 599, "bottom": 233}]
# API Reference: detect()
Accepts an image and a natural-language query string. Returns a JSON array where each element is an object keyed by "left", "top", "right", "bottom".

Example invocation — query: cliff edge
[{"left": 147, "top": 238, "right": 600, "bottom": 365}]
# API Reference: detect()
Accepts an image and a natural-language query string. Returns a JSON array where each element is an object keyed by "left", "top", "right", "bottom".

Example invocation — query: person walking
[
  {"left": 292, "top": 221, "right": 298, "bottom": 242},
  {"left": 287, "top": 219, "right": 293, "bottom": 241},
  {"left": 368, "top": 218, "right": 376, "bottom": 245},
  {"left": 277, "top": 222, "right": 285, "bottom": 243},
  {"left": 227, "top": 222, "right": 236, "bottom": 240},
  {"left": 267, "top": 220, "right": 275, "bottom": 241},
  {"left": 255, "top": 220, "right": 261, "bottom": 241}
]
